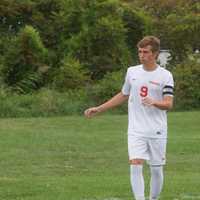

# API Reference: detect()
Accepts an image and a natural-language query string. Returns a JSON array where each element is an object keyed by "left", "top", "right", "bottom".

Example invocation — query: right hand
[{"left": 84, "top": 107, "right": 100, "bottom": 118}]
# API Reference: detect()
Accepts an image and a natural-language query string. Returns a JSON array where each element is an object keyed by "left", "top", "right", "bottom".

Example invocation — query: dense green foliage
[
  {"left": 0, "top": 112, "right": 199, "bottom": 199},
  {"left": 124, "top": 0, "right": 200, "bottom": 61},
  {"left": 0, "top": 0, "right": 199, "bottom": 115},
  {"left": 0, "top": 0, "right": 150, "bottom": 89},
  {"left": 0, "top": 88, "right": 89, "bottom": 117},
  {"left": 172, "top": 54, "right": 200, "bottom": 110},
  {"left": 1, "top": 25, "right": 48, "bottom": 93}
]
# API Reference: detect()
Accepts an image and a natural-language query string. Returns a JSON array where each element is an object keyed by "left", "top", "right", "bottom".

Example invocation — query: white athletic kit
[{"left": 122, "top": 64, "right": 174, "bottom": 165}]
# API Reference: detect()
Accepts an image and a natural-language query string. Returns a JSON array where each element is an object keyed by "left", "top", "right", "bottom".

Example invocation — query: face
[{"left": 138, "top": 45, "right": 158, "bottom": 65}]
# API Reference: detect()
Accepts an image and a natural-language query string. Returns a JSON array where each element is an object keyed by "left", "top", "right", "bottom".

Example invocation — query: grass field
[{"left": 0, "top": 111, "right": 199, "bottom": 200}]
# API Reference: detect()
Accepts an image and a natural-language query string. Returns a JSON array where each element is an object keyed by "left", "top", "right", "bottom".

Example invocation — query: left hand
[{"left": 142, "top": 97, "right": 156, "bottom": 107}]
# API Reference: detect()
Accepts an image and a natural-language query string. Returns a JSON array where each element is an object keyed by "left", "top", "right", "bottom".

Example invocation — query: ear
[{"left": 153, "top": 51, "right": 159, "bottom": 59}]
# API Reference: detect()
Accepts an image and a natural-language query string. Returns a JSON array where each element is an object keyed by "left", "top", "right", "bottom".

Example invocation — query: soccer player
[{"left": 84, "top": 36, "right": 174, "bottom": 200}]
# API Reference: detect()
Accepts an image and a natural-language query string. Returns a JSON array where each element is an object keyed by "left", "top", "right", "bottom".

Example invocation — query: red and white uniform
[{"left": 122, "top": 64, "right": 174, "bottom": 139}]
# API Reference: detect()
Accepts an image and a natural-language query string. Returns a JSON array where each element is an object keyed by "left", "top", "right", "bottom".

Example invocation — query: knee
[
  {"left": 129, "top": 159, "right": 144, "bottom": 165},
  {"left": 150, "top": 166, "right": 163, "bottom": 177}
]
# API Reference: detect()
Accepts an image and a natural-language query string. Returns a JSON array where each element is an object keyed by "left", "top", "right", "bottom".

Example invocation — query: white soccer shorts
[{"left": 128, "top": 134, "right": 167, "bottom": 165}]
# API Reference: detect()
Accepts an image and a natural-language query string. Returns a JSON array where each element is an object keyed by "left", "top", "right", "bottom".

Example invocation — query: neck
[{"left": 143, "top": 62, "right": 158, "bottom": 71}]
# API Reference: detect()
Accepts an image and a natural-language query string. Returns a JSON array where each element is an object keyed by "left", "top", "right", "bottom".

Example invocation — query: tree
[
  {"left": 172, "top": 53, "right": 200, "bottom": 110},
  {"left": 122, "top": 0, "right": 200, "bottom": 63},
  {"left": 1, "top": 25, "right": 48, "bottom": 93},
  {"left": 62, "top": 0, "right": 151, "bottom": 80},
  {"left": 52, "top": 56, "right": 88, "bottom": 91},
  {"left": 0, "top": 0, "right": 152, "bottom": 91},
  {"left": 0, "top": 0, "right": 34, "bottom": 35}
]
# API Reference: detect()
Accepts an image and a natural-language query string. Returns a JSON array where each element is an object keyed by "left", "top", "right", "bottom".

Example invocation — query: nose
[
  {"left": 139, "top": 53, "right": 144, "bottom": 58},
  {"left": 139, "top": 51, "right": 145, "bottom": 57}
]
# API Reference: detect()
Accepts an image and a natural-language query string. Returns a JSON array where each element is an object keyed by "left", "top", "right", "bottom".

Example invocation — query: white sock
[
  {"left": 130, "top": 165, "right": 145, "bottom": 200},
  {"left": 150, "top": 166, "right": 164, "bottom": 200}
]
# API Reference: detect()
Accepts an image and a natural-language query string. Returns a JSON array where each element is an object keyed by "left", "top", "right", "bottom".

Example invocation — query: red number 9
[{"left": 140, "top": 86, "right": 148, "bottom": 97}]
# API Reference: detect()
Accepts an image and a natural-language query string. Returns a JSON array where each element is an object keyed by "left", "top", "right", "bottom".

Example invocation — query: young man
[{"left": 84, "top": 36, "right": 174, "bottom": 200}]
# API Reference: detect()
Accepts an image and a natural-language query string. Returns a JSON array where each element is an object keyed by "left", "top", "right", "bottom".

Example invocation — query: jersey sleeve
[
  {"left": 162, "top": 72, "right": 174, "bottom": 97},
  {"left": 121, "top": 69, "right": 131, "bottom": 95}
]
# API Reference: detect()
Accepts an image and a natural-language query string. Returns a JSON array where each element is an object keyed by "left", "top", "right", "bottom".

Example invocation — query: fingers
[
  {"left": 142, "top": 97, "right": 154, "bottom": 106},
  {"left": 84, "top": 107, "right": 99, "bottom": 118},
  {"left": 84, "top": 108, "right": 91, "bottom": 117}
]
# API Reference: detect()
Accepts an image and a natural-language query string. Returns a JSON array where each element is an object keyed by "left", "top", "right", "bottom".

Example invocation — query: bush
[
  {"left": 122, "top": 5, "right": 153, "bottom": 54},
  {"left": 61, "top": 0, "right": 149, "bottom": 80},
  {"left": 87, "top": 70, "right": 128, "bottom": 113},
  {"left": 52, "top": 56, "right": 89, "bottom": 91},
  {"left": 172, "top": 53, "right": 200, "bottom": 110},
  {"left": 1, "top": 25, "right": 48, "bottom": 93},
  {"left": 0, "top": 88, "right": 90, "bottom": 118},
  {"left": 1, "top": 0, "right": 151, "bottom": 93}
]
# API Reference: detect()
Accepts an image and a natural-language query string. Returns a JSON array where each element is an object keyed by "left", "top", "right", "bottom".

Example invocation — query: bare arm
[
  {"left": 142, "top": 96, "right": 173, "bottom": 110},
  {"left": 84, "top": 92, "right": 129, "bottom": 118}
]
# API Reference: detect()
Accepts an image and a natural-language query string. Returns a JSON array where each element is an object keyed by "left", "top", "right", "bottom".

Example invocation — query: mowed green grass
[{"left": 0, "top": 111, "right": 199, "bottom": 200}]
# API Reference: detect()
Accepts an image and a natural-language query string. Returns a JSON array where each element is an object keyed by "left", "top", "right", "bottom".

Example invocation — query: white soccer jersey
[{"left": 122, "top": 65, "right": 174, "bottom": 138}]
